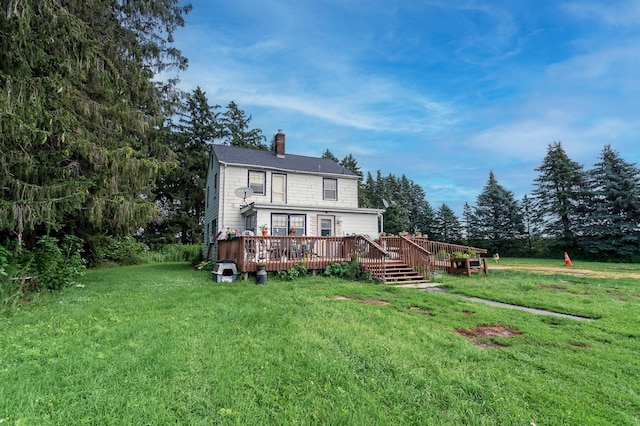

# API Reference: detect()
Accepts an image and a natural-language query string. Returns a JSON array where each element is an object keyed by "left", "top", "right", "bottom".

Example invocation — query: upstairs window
[
  {"left": 272, "top": 174, "right": 287, "bottom": 203},
  {"left": 249, "top": 170, "right": 266, "bottom": 195},
  {"left": 323, "top": 178, "right": 337, "bottom": 201}
]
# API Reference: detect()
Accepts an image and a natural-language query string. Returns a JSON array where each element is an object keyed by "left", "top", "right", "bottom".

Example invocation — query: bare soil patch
[{"left": 457, "top": 324, "right": 523, "bottom": 348}]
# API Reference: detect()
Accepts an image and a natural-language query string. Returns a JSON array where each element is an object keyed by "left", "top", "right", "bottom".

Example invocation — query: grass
[{"left": 0, "top": 261, "right": 639, "bottom": 424}]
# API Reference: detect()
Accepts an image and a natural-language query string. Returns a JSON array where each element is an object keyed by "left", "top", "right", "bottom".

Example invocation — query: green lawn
[{"left": 1, "top": 262, "right": 639, "bottom": 425}]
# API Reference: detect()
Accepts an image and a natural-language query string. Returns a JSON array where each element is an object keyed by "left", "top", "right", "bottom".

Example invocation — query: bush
[
  {"left": 90, "top": 235, "right": 149, "bottom": 266},
  {"left": 324, "top": 257, "right": 370, "bottom": 281},
  {"left": 145, "top": 244, "right": 203, "bottom": 264},
  {"left": 276, "top": 262, "right": 308, "bottom": 281},
  {"left": 33, "top": 235, "right": 86, "bottom": 291}
]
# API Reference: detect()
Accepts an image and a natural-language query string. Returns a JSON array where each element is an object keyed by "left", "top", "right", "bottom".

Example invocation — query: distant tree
[
  {"left": 532, "top": 142, "right": 587, "bottom": 248},
  {"left": 0, "top": 0, "right": 191, "bottom": 249},
  {"left": 432, "top": 204, "right": 462, "bottom": 243},
  {"left": 220, "top": 101, "right": 267, "bottom": 149},
  {"left": 471, "top": 171, "right": 524, "bottom": 253},
  {"left": 322, "top": 149, "right": 340, "bottom": 163},
  {"left": 462, "top": 202, "right": 479, "bottom": 242},
  {"left": 340, "top": 154, "right": 362, "bottom": 180},
  {"left": 578, "top": 145, "right": 640, "bottom": 259}
]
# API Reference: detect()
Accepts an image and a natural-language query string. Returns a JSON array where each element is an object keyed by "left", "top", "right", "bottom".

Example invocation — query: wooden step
[{"left": 362, "top": 261, "right": 428, "bottom": 284}]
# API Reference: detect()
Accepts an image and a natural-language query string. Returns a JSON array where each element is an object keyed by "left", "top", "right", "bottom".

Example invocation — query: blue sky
[{"left": 171, "top": 0, "right": 640, "bottom": 214}]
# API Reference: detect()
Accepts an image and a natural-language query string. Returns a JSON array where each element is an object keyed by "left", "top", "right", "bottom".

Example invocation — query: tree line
[{"left": 2, "top": 1, "right": 639, "bottom": 264}]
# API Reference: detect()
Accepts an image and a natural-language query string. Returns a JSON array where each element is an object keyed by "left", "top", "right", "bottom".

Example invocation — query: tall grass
[{"left": 0, "top": 262, "right": 638, "bottom": 424}]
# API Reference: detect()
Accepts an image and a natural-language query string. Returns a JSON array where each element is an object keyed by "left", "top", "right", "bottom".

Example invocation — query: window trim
[
  {"left": 271, "top": 173, "right": 287, "bottom": 204},
  {"left": 323, "top": 178, "right": 338, "bottom": 201},
  {"left": 248, "top": 170, "right": 266, "bottom": 195}
]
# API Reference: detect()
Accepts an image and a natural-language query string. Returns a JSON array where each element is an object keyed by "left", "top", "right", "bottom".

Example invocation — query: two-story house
[{"left": 203, "top": 131, "right": 382, "bottom": 257}]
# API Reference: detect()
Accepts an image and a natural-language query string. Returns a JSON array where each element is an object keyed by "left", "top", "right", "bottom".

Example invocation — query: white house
[{"left": 203, "top": 131, "right": 382, "bottom": 257}]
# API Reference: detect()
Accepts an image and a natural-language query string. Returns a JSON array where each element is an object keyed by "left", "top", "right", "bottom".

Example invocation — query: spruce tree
[
  {"left": 532, "top": 142, "right": 586, "bottom": 248},
  {"left": 144, "top": 87, "right": 220, "bottom": 245},
  {"left": 221, "top": 101, "right": 267, "bottom": 149},
  {"left": 472, "top": 171, "right": 524, "bottom": 252},
  {"left": 579, "top": 145, "right": 640, "bottom": 258},
  {"left": 0, "top": 0, "right": 191, "bottom": 247},
  {"left": 432, "top": 204, "right": 462, "bottom": 243}
]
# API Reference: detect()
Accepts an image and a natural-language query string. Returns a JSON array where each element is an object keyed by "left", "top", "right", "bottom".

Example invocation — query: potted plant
[{"left": 259, "top": 224, "right": 269, "bottom": 236}]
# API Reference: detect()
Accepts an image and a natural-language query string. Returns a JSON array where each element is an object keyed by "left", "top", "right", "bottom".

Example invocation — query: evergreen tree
[
  {"left": 532, "top": 142, "right": 586, "bottom": 247},
  {"left": 221, "top": 101, "right": 267, "bottom": 149},
  {"left": 578, "top": 145, "right": 640, "bottom": 258},
  {"left": 340, "top": 154, "right": 362, "bottom": 180},
  {"left": 321, "top": 149, "right": 340, "bottom": 163},
  {"left": 144, "top": 87, "right": 220, "bottom": 245},
  {"left": 432, "top": 204, "right": 462, "bottom": 243},
  {"left": 472, "top": 171, "right": 524, "bottom": 252},
  {"left": 0, "top": 0, "right": 190, "bottom": 248}
]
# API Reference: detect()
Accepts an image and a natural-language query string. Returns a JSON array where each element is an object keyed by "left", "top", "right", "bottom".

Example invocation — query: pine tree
[
  {"left": 432, "top": 204, "right": 462, "bottom": 243},
  {"left": 321, "top": 149, "right": 340, "bottom": 163},
  {"left": 144, "top": 87, "right": 220, "bottom": 245},
  {"left": 578, "top": 145, "right": 640, "bottom": 258},
  {"left": 472, "top": 171, "right": 524, "bottom": 252},
  {"left": 532, "top": 142, "right": 586, "bottom": 247},
  {"left": 220, "top": 101, "right": 267, "bottom": 149},
  {"left": 0, "top": 0, "right": 191, "bottom": 247}
]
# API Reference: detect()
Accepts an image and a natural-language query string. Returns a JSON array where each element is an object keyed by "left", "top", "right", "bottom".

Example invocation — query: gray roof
[{"left": 211, "top": 144, "right": 358, "bottom": 177}]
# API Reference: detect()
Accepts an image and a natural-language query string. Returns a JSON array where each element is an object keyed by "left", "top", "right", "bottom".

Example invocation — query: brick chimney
[{"left": 274, "top": 129, "right": 285, "bottom": 158}]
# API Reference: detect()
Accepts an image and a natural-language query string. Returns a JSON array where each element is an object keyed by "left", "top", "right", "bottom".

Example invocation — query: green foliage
[
  {"left": 324, "top": 257, "right": 370, "bottom": 281},
  {"left": 276, "top": 262, "right": 308, "bottom": 280},
  {"left": 533, "top": 142, "right": 587, "bottom": 245},
  {"left": 466, "top": 171, "right": 524, "bottom": 253},
  {"left": 0, "top": 245, "right": 9, "bottom": 277},
  {"left": 90, "top": 236, "right": 149, "bottom": 266},
  {"left": 0, "top": 0, "right": 190, "bottom": 246},
  {"left": 33, "top": 236, "right": 85, "bottom": 291},
  {"left": 145, "top": 244, "right": 203, "bottom": 263}
]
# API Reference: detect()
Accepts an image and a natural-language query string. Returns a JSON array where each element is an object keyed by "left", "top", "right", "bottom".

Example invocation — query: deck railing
[
  {"left": 408, "top": 237, "right": 488, "bottom": 271},
  {"left": 216, "top": 235, "right": 487, "bottom": 280},
  {"left": 379, "top": 235, "right": 433, "bottom": 279}
]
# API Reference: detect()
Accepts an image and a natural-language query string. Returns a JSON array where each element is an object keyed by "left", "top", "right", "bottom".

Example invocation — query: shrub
[
  {"left": 145, "top": 244, "right": 203, "bottom": 264},
  {"left": 324, "top": 257, "right": 370, "bottom": 281},
  {"left": 276, "top": 262, "right": 308, "bottom": 281},
  {"left": 90, "top": 235, "right": 149, "bottom": 266},
  {"left": 33, "top": 235, "right": 86, "bottom": 291}
]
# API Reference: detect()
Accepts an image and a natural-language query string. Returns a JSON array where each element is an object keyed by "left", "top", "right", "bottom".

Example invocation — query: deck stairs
[{"left": 364, "top": 259, "right": 428, "bottom": 285}]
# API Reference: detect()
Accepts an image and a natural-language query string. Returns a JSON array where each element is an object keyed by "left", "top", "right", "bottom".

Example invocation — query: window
[
  {"left": 272, "top": 174, "right": 286, "bottom": 203},
  {"left": 271, "top": 214, "right": 306, "bottom": 236},
  {"left": 249, "top": 170, "right": 266, "bottom": 195},
  {"left": 319, "top": 216, "right": 334, "bottom": 236},
  {"left": 323, "top": 178, "right": 337, "bottom": 200},
  {"left": 245, "top": 214, "right": 257, "bottom": 233}
]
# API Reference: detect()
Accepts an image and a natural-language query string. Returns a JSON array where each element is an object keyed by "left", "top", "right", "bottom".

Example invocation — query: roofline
[{"left": 217, "top": 160, "right": 360, "bottom": 180}]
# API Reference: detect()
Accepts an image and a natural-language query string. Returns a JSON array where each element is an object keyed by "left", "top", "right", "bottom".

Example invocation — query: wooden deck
[{"left": 213, "top": 235, "right": 487, "bottom": 283}]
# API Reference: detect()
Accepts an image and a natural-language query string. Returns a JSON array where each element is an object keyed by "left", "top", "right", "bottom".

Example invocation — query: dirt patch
[
  {"left": 457, "top": 324, "right": 522, "bottom": 348},
  {"left": 539, "top": 284, "right": 569, "bottom": 291},
  {"left": 462, "top": 310, "right": 474, "bottom": 316},
  {"left": 570, "top": 341, "right": 589, "bottom": 348},
  {"left": 362, "top": 298, "right": 390, "bottom": 306}
]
